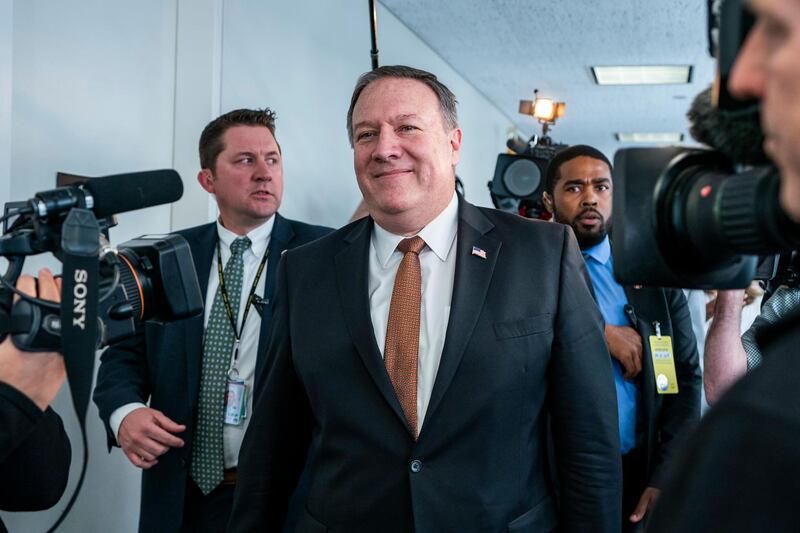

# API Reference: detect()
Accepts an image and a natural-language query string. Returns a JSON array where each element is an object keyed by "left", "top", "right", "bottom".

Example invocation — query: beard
[{"left": 553, "top": 207, "right": 610, "bottom": 250}]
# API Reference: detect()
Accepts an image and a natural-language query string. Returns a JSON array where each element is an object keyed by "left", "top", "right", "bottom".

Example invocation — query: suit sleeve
[
  {"left": 548, "top": 226, "right": 622, "bottom": 532},
  {"left": 0, "top": 382, "right": 71, "bottom": 511},
  {"left": 229, "top": 253, "right": 313, "bottom": 533},
  {"left": 93, "top": 326, "right": 152, "bottom": 449},
  {"left": 648, "top": 288, "right": 702, "bottom": 488}
]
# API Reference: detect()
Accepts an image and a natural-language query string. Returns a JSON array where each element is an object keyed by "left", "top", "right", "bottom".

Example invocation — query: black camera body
[
  {"left": 489, "top": 137, "right": 566, "bottom": 217},
  {"left": 612, "top": 147, "right": 800, "bottom": 288},
  {"left": 0, "top": 169, "right": 202, "bottom": 443}
]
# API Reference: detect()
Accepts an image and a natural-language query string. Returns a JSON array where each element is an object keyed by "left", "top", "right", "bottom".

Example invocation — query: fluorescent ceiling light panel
[
  {"left": 616, "top": 132, "right": 684, "bottom": 143},
  {"left": 592, "top": 65, "right": 692, "bottom": 85}
]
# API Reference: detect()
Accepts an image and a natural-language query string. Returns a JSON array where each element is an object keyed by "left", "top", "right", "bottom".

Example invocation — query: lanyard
[{"left": 216, "top": 238, "right": 269, "bottom": 372}]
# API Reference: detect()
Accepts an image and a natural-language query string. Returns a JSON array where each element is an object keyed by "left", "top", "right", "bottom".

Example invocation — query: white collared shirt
[
  {"left": 368, "top": 192, "right": 458, "bottom": 433},
  {"left": 110, "top": 215, "right": 275, "bottom": 469}
]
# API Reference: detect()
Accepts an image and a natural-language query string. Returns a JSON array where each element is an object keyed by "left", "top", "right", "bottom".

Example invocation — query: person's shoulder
[
  {"left": 756, "top": 306, "right": 800, "bottom": 362},
  {"left": 283, "top": 216, "right": 368, "bottom": 259},
  {"left": 281, "top": 215, "right": 335, "bottom": 242},
  {"left": 174, "top": 221, "right": 216, "bottom": 240},
  {"left": 468, "top": 203, "right": 566, "bottom": 241}
]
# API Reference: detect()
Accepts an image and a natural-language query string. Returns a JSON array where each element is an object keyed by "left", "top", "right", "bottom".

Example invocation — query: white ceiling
[{"left": 379, "top": 0, "right": 716, "bottom": 158}]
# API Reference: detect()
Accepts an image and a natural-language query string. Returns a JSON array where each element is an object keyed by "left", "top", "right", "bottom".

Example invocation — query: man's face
[
  {"left": 545, "top": 156, "right": 613, "bottom": 249},
  {"left": 351, "top": 77, "right": 462, "bottom": 235},
  {"left": 197, "top": 125, "right": 284, "bottom": 234},
  {"left": 729, "top": 0, "right": 800, "bottom": 221}
]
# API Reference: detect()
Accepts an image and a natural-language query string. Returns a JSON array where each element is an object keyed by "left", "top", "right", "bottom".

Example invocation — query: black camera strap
[
  {"left": 41, "top": 208, "right": 100, "bottom": 532},
  {"left": 59, "top": 208, "right": 100, "bottom": 425},
  {"left": 216, "top": 238, "right": 269, "bottom": 369}
]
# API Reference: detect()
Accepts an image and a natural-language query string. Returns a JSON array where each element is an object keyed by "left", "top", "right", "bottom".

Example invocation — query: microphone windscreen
[
  {"left": 687, "top": 87, "right": 768, "bottom": 166},
  {"left": 85, "top": 169, "right": 184, "bottom": 218}
]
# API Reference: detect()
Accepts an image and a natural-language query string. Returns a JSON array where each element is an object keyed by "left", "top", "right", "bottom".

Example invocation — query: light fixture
[
  {"left": 615, "top": 132, "right": 684, "bottom": 143},
  {"left": 592, "top": 65, "right": 693, "bottom": 85},
  {"left": 520, "top": 89, "right": 565, "bottom": 124}
]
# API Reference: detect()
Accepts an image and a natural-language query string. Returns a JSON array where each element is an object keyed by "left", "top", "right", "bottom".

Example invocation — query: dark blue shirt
[{"left": 582, "top": 235, "right": 639, "bottom": 454}]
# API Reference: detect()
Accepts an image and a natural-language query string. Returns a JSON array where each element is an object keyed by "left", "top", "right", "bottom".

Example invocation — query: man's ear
[
  {"left": 197, "top": 169, "right": 215, "bottom": 194},
  {"left": 542, "top": 191, "right": 554, "bottom": 214},
  {"left": 449, "top": 127, "right": 463, "bottom": 167}
]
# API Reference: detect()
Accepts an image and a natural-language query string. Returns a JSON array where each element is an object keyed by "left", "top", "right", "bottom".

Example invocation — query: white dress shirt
[
  {"left": 369, "top": 192, "right": 458, "bottom": 433},
  {"left": 110, "top": 216, "right": 274, "bottom": 469}
]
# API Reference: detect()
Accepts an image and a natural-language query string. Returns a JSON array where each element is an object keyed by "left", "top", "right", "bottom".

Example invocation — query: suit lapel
[
  {"left": 335, "top": 218, "right": 407, "bottom": 426},
  {"left": 255, "top": 213, "right": 294, "bottom": 385},
  {"left": 422, "top": 200, "right": 500, "bottom": 435},
  {"left": 186, "top": 223, "right": 217, "bottom": 412}
]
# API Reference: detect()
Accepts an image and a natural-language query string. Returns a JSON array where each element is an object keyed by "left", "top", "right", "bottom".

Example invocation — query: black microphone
[
  {"left": 26, "top": 169, "right": 183, "bottom": 219},
  {"left": 686, "top": 86, "right": 768, "bottom": 166}
]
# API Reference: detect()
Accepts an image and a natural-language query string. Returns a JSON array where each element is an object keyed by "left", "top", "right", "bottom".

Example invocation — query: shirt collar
[
  {"left": 372, "top": 192, "right": 458, "bottom": 267},
  {"left": 215, "top": 215, "right": 275, "bottom": 258},
  {"left": 582, "top": 234, "right": 611, "bottom": 265}
]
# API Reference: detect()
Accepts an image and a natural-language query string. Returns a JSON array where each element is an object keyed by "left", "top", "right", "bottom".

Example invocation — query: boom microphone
[{"left": 24, "top": 169, "right": 183, "bottom": 219}]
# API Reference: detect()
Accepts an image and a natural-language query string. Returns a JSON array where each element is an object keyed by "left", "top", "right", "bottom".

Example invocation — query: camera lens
[
  {"left": 659, "top": 155, "right": 800, "bottom": 262},
  {"left": 503, "top": 158, "right": 542, "bottom": 197},
  {"left": 114, "top": 249, "right": 155, "bottom": 321}
]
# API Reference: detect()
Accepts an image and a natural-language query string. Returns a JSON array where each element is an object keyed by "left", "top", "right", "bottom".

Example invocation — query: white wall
[
  {"left": 0, "top": 0, "right": 11, "bottom": 207},
  {"left": 0, "top": 1, "right": 511, "bottom": 531},
  {"left": 1, "top": 2, "right": 178, "bottom": 531},
  {"left": 220, "top": 0, "right": 511, "bottom": 229}
]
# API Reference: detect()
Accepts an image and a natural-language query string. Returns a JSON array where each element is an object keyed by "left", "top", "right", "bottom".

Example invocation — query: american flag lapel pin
[{"left": 471, "top": 245, "right": 487, "bottom": 259}]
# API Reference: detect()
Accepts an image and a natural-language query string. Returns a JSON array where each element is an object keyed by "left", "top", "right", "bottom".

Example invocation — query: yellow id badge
[{"left": 649, "top": 335, "right": 679, "bottom": 394}]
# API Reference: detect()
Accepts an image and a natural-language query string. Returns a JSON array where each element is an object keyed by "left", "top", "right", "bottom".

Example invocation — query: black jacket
[
  {"left": 0, "top": 382, "right": 71, "bottom": 532},
  {"left": 622, "top": 285, "right": 702, "bottom": 488},
  {"left": 648, "top": 307, "right": 800, "bottom": 532},
  {"left": 230, "top": 198, "right": 622, "bottom": 533}
]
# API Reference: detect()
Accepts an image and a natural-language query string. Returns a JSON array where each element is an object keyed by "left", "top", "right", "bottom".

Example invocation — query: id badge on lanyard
[
  {"left": 649, "top": 321, "right": 679, "bottom": 395},
  {"left": 217, "top": 238, "right": 268, "bottom": 425},
  {"left": 224, "top": 367, "right": 249, "bottom": 426}
]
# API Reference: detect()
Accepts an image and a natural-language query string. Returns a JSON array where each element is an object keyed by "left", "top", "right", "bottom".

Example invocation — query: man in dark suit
[
  {"left": 93, "top": 108, "right": 331, "bottom": 532},
  {"left": 542, "top": 144, "right": 702, "bottom": 531},
  {"left": 229, "top": 66, "right": 621, "bottom": 532}
]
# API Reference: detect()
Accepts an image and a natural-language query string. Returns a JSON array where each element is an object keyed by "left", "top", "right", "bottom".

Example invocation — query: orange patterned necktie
[{"left": 384, "top": 236, "right": 426, "bottom": 439}]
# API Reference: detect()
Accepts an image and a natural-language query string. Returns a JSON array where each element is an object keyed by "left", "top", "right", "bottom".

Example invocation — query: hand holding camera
[{"left": 0, "top": 268, "right": 64, "bottom": 410}]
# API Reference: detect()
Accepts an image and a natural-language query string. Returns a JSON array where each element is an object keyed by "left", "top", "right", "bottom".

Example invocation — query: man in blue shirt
[{"left": 543, "top": 144, "right": 702, "bottom": 531}]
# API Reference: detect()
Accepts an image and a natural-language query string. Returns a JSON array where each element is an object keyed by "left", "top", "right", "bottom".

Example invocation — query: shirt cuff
[{"left": 110, "top": 402, "right": 148, "bottom": 445}]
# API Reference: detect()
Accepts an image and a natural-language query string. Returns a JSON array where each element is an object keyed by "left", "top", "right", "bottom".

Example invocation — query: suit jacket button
[{"left": 410, "top": 459, "right": 422, "bottom": 473}]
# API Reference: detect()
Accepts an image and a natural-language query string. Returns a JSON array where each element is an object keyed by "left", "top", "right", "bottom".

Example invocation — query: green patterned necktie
[{"left": 191, "top": 236, "right": 251, "bottom": 495}]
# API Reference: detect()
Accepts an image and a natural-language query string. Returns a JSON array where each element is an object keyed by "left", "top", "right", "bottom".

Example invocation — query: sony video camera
[
  {"left": 611, "top": 0, "right": 800, "bottom": 289},
  {"left": 0, "top": 169, "right": 203, "bottom": 353}
]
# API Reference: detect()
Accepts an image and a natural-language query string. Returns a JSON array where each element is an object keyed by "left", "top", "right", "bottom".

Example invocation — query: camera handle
[{"left": 0, "top": 297, "right": 62, "bottom": 351}]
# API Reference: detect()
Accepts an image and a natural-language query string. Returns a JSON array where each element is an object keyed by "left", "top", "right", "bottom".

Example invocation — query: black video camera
[
  {"left": 0, "top": 169, "right": 205, "bottom": 532},
  {"left": 0, "top": 169, "right": 203, "bottom": 354},
  {"left": 611, "top": 0, "right": 800, "bottom": 289},
  {"left": 489, "top": 134, "right": 566, "bottom": 218}
]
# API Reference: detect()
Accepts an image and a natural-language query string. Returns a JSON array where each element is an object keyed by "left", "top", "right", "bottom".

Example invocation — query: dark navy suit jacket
[
  {"left": 230, "top": 198, "right": 622, "bottom": 533},
  {"left": 93, "top": 213, "right": 331, "bottom": 533}
]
